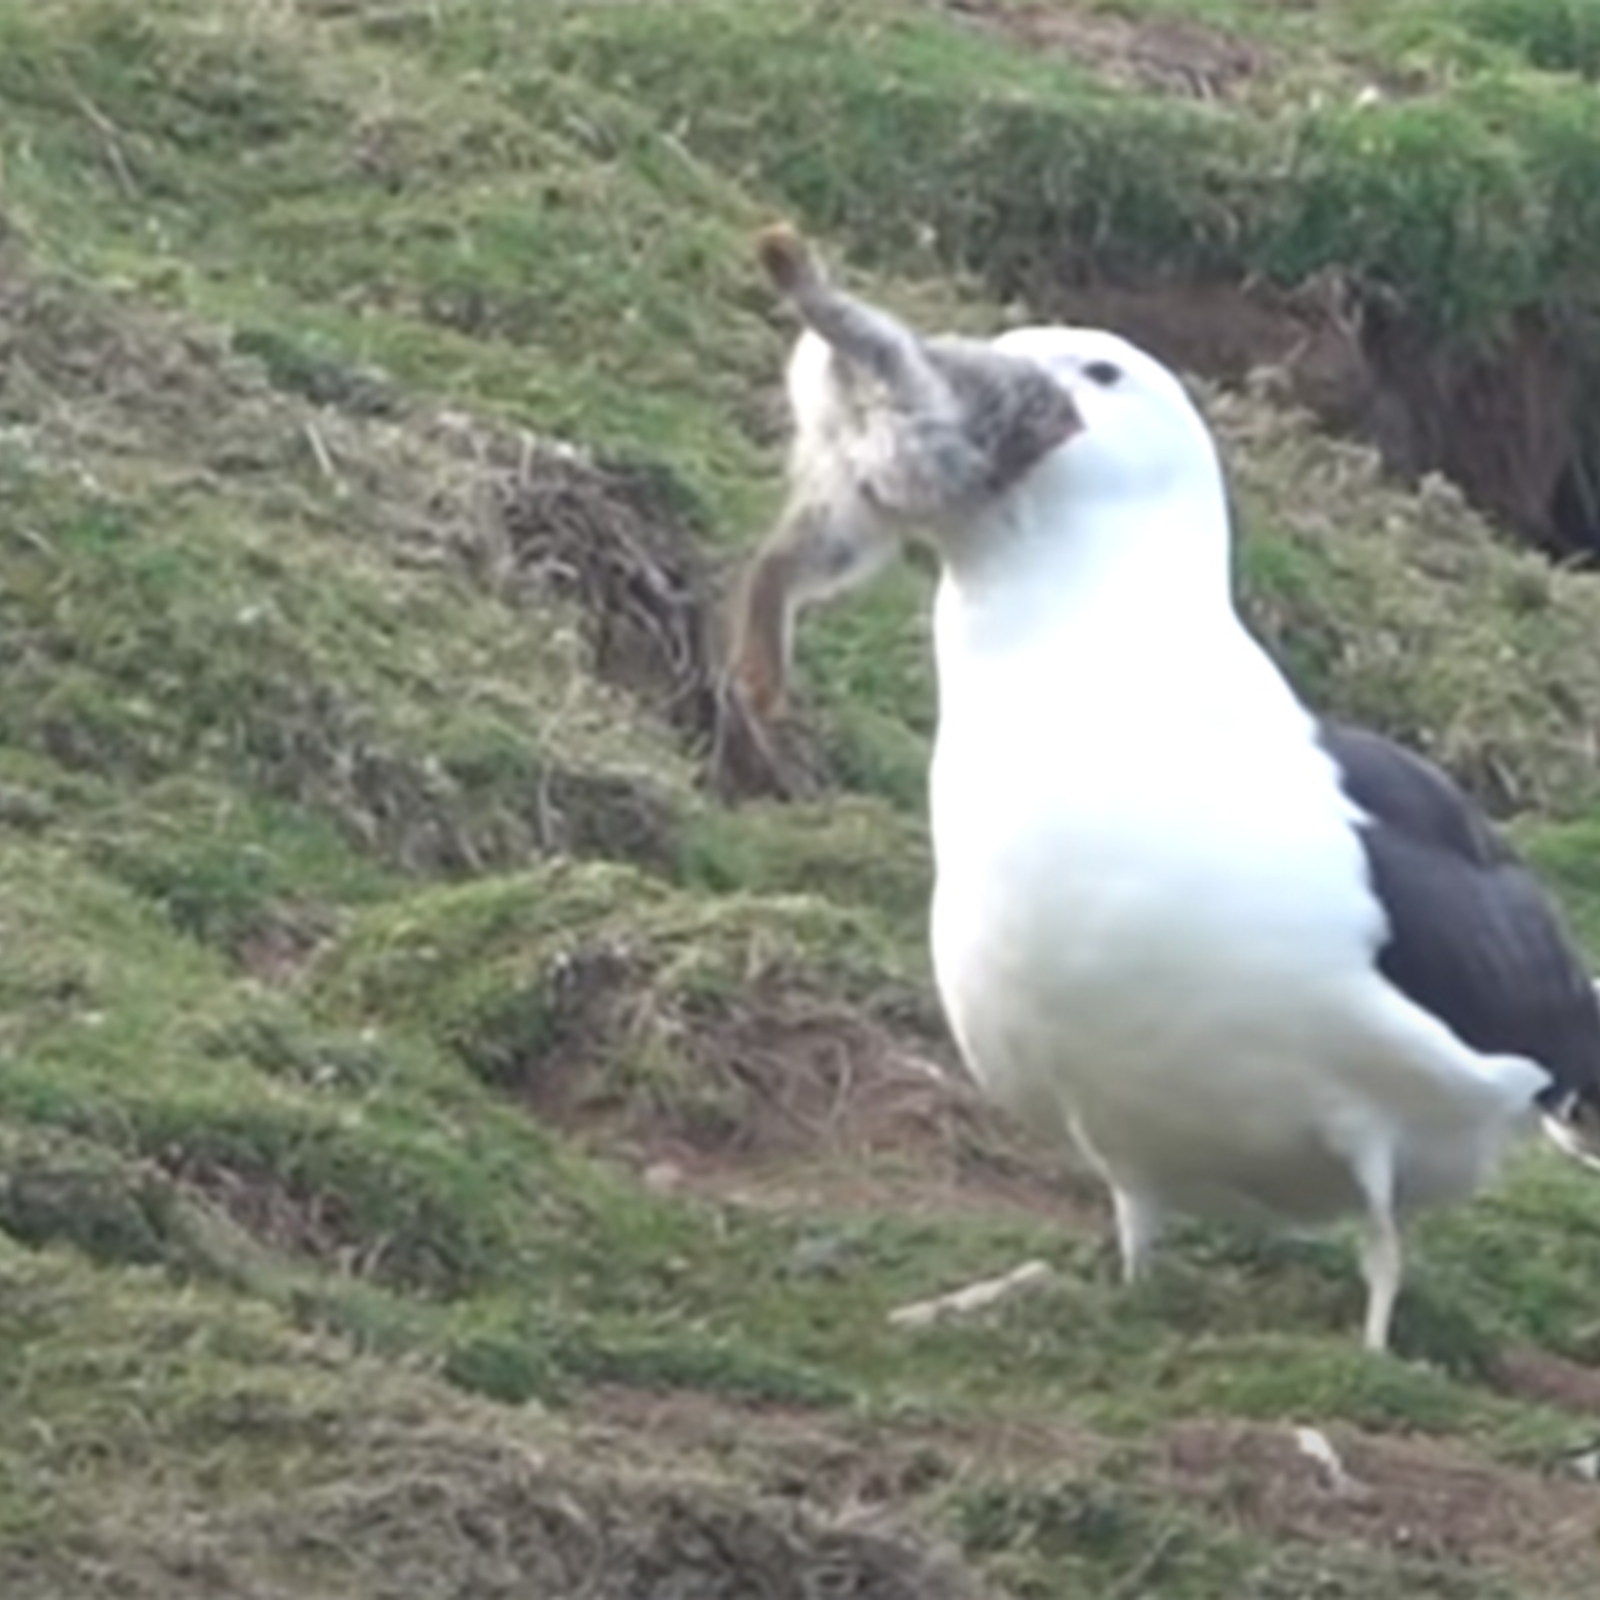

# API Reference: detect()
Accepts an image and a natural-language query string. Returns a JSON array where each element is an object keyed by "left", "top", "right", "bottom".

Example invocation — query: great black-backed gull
[{"left": 855, "top": 325, "right": 1600, "bottom": 1350}]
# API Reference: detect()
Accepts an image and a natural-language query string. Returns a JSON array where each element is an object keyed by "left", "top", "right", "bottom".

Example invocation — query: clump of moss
[{"left": 0, "top": 1121, "right": 240, "bottom": 1276}]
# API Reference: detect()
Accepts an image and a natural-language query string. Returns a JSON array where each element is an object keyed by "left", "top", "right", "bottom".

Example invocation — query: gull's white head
[
  {"left": 933, "top": 325, "right": 1235, "bottom": 622},
  {"left": 724, "top": 320, "right": 1237, "bottom": 733},
  {"left": 986, "top": 326, "right": 1226, "bottom": 515}
]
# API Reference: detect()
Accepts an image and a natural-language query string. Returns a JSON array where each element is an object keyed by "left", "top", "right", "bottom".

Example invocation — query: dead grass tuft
[
  {"left": 476, "top": 917, "right": 1038, "bottom": 1182},
  {"left": 159, "top": 1150, "right": 366, "bottom": 1271},
  {"left": 1494, "top": 1346, "right": 1600, "bottom": 1413},
  {"left": 496, "top": 446, "right": 714, "bottom": 721},
  {"left": 216, "top": 1452, "right": 995, "bottom": 1600},
  {"left": 488, "top": 435, "right": 830, "bottom": 801}
]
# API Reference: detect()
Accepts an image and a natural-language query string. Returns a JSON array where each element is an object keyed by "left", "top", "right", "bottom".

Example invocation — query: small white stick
[
  {"left": 1293, "top": 1425, "right": 1364, "bottom": 1496},
  {"left": 303, "top": 420, "right": 338, "bottom": 482},
  {"left": 888, "top": 1259, "right": 1054, "bottom": 1329}
]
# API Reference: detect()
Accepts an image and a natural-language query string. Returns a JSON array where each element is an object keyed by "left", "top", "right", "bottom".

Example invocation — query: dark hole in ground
[
  {"left": 1039, "top": 273, "right": 1600, "bottom": 565},
  {"left": 1551, "top": 455, "right": 1600, "bottom": 561}
]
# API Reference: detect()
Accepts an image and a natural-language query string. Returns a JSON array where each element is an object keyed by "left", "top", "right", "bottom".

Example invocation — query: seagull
[{"left": 916, "top": 326, "right": 1600, "bottom": 1351}]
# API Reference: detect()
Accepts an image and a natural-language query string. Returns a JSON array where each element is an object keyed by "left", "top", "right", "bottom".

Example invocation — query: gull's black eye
[{"left": 1083, "top": 359, "right": 1123, "bottom": 388}]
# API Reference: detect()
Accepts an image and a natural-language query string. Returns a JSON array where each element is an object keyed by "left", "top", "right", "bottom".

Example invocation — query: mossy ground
[{"left": 5, "top": 1, "right": 1600, "bottom": 1594}]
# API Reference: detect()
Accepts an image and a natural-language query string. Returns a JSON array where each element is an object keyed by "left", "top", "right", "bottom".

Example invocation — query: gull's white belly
[
  {"left": 927, "top": 688, "right": 1524, "bottom": 1221},
  {"left": 935, "top": 835, "right": 1366, "bottom": 1210},
  {"left": 932, "top": 844, "right": 1519, "bottom": 1218}
]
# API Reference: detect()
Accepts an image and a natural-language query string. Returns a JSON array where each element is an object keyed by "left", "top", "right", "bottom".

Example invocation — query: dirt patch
[
  {"left": 488, "top": 946, "right": 1081, "bottom": 1214},
  {"left": 230, "top": 898, "right": 340, "bottom": 986},
  {"left": 1495, "top": 1346, "right": 1600, "bottom": 1413},
  {"left": 1359, "top": 302, "right": 1590, "bottom": 559},
  {"left": 656, "top": 1002, "right": 978, "bottom": 1163},
  {"left": 701, "top": 1147, "right": 1102, "bottom": 1236},
  {"left": 1161, "top": 1419, "right": 1600, "bottom": 1580},
  {"left": 583, "top": 1385, "right": 1106, "bottom": 1515},
  {"left": 942, "top": 0, "right": 1267, "bottom": 100},
  {"left": 162, "top": 1153, "right": 365, "bottom": 1270}
]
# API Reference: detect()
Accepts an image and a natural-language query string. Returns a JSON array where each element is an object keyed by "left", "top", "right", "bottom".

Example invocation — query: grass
[{"left": 5, "top": 0, "right": 1600, "bottom": 1594}]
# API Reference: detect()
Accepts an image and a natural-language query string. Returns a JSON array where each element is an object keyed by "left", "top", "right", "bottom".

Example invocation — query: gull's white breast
[{"left": 926, "top": 579, "right": 1534, "bottom": 1221}]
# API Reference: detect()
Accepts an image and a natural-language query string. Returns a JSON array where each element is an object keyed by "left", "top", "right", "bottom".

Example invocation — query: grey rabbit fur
[{"left": 723, "top": 223, "right": 1081, "bottom": 722}]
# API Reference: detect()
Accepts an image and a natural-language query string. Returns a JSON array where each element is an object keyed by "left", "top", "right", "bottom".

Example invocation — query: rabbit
[{"left": 722, "top": 224, "right": 1081, "bottom": 724}]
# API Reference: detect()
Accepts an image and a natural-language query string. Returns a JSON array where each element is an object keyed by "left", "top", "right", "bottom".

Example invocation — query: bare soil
[
  {"left": 941, "top": 0, "right": 1267, "bottom": 99},
  {"left": 1162, "top": 1419, "right": 1600, "bottom": 1581}
]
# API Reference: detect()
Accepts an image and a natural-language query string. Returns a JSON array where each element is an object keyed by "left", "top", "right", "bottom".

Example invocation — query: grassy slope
[{"left": 4, "top": 1, "right": 1600, "bottom": 1594}]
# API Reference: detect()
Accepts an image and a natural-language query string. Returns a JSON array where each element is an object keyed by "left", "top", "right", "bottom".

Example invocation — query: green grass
[{"left": 6, "top": 0, "right": 1600, "bottom": 1594}]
